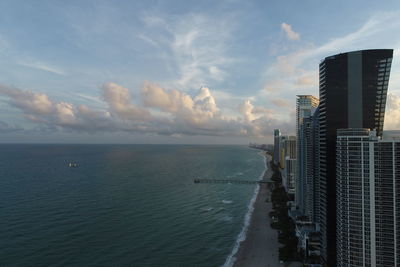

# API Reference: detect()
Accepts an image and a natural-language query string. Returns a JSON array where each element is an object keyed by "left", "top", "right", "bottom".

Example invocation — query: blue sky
[{"left": 1, "top": 0, "right": 400, "bottom": 144}]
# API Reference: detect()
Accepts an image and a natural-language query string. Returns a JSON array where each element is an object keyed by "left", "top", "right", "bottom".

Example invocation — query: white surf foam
[
  {"left": 222, "top": 151, "right": 267, "bottom": 267},
  {"left": 201, "top": 207, "right": 214, "bottom": 212}
]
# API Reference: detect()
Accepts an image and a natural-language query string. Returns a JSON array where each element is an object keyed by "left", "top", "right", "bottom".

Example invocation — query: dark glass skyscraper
[{"left": 318, "top": 49, "right": 393, "bottom": 265}]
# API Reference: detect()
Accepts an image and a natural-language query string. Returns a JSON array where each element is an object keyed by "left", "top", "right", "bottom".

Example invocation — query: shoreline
[
  {"left": 230, "top": 151, "right": 280, "bottom": 267},
  {"left": 222, "top": 150, "right": 265, "bottom": 267}
]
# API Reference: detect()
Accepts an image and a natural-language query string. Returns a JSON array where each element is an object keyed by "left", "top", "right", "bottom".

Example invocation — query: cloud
[
  {"left": 261, "top": 49, "right": 317, "bottom": 99},
  {"left": 208, "top": 66, "right": 226, "bottom": 81},
  {"left": 102, "top": 82, "right": 152, "bottom": 122},
  {"left": 263, "top": 10, "right": 400, "bottom": 99},
  {"left": 141, "top": 81, "right": 224, "bottom": 130},
  {"left": 140, "top": 12, "right": 234, "bottom": 90},
  {"left": 272, "top": 98, "right": 291, "bottom": 108},
  {"left": 137, "top": 33, "right": 159, "bottom": 47},
  {"left": 0, "top": 82, "right": 293, "bottom": 138},
  {"left": 296, "top": 75, "right": 317, "bottom": 86},
  {"left": 17, "top": 61, "right": 66, "bottom": 75},
  {"left": 0, "top": 120, "right": 23, "bottom": 133},
  {"left": 384, "top": 93, "right": 400, "bottom": 130},
  {"left": 0, "top": 84, "right": 111, "bottom": 131},
  {"left": 0, "top": 84, "right": 78, "bottom": 126},
  {"left": 141, "top": 81, "right": 194, "bottom": 113},
  {"left": 239, "top": 100, "right": 257, "bottom": 122},
  {"left": 0, "top": 84, "right": 53, "bottom": 114},
  {"left": 281, "top": 23, "right": 300, "bottom": 41},
  {"left": 263, "top": 80, "right": 284, "bottom": 93}
]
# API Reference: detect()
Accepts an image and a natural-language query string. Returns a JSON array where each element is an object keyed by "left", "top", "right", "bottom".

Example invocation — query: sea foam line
[{"left": 222, "top": 151, "right": 267, "bottom": 267}]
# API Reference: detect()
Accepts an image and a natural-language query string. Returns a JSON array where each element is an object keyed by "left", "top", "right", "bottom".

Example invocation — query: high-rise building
[
  {"left": 283, "top": 136, "right": 297, "bottom": 159},
  {"left": 336, "top": 128, "right": 400, "bottom": 267},
  {"left": 284, "top": 158, "right": 297, "bottom": 195},
  {"left": 273, "top": 129, "right": 281, "bottom": 165},
  {"left": 318, "top": 49, "right": 393, "bottom": 265},
  {"left": 312, "top": 107, "right": 321, "bottom": 224},
  {"left": 279, "top": 135, "right": 296, "bottom": 169},
  {"left": 279, "top": 135, "right": 288, "bottom": 169},
  {"left": 296, "top": 95, "right": 319, "bottom": 217},
  {"left": 282, "top": 136, "right": 297, "bottom": 194}
]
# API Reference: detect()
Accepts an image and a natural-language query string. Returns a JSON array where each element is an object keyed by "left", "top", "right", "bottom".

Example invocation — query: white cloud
[
  {"left": 239, "top": 100, "right": 257, "bottom": 122},
  {"left": 384, "top": 93, "right": 400, "bottom": 130},
  {"left": 140, "top": 12, "right": 234, "bottom": 90},
  {"left": 0, "top": 85, "right": 53, "bottom": 114},
  {"left": 18, "top": 61, "right": 66, "bottom": 75},
  {"left": 54, "top": 102, "right": 76, "bottom": 125},
  {"left": 102, "top": 82, "right": 152, "bottom": 122},
  {"left": 0, "top": 84, "right": 111, "bottom": 130},
  {"left": 141, "top": 81, "right": 221, "bottom": 128},
  {"left": 263, "top": 10, "right": 400, "bottom": 101},
  {"left": 208, "top": 66, "right": 226, "bottom": 81},
  {"left": 137, "top": 33, "right": 159, "bottom": 47},
  {"left": 272, "top": 98, "right": 291, "bottom": 108},
  {"left": 141, "top": 81, "right": 194, "bottom": 113},
  {"left": 76, "top": 93, "right": 104, "bottom": 105},
  {"left": 0, "top": 82, "right": 292, "bottom": 138},
  {"left": 281, "top": 23, "right": 300, "bottom": 41}
]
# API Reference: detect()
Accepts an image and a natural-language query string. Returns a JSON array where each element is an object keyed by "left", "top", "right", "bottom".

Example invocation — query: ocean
[{"left": 0, "top": 145, "right": 266, "bottom": 266}]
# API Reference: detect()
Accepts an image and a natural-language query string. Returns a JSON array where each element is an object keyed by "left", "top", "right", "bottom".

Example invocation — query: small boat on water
[{"left": 68, "top": 163, "right": 78, "bottom": 167}]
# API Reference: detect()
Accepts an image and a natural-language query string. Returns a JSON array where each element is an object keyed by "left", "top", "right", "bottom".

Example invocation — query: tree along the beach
[{"left": 269, "top": 157, "right": 300, "bottom": 262}]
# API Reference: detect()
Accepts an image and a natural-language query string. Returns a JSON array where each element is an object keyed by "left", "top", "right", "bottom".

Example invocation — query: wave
[
  {"left": 221, "top": 215, "right": 233, "bottom": 222},
  {"left": 227, "top": 171, "right": 243, "bottom": 178},
  {"left": 222, "top": 151, "right": 267, "bottom": 267},
  {"left": 222, "top": 200, "right": 233, "bottom": 204},
  {"left": 201, "top": 207, "right": 214, "bottom": 212}
]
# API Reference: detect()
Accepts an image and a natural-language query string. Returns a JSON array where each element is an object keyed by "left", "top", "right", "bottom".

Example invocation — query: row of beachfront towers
[{"left": 273, "top": 49, "right": 400, "bottom": 267}]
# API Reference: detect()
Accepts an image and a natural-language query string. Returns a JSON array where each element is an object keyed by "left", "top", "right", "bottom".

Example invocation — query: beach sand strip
[{"left": 233, "top": 153, "right": 280, "bottom": 267}]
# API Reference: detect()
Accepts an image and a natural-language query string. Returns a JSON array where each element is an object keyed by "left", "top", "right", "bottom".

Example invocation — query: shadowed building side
[
  {"left": 318, "top": 49, "right": 393, "bottom": 265},
  {"left": 336, "top": 128, "right": 400, "bottom": 266},
  {"left": 296, "top": 95, "right": 319, "bottom": 218}
]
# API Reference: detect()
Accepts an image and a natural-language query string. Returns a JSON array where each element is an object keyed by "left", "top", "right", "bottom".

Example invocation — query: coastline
[{"left": 230, "top": 152, "right": 280, "bottom": 267}]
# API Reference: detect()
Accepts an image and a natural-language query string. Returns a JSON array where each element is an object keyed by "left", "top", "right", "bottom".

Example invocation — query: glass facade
[
  {"left": 318, "top": 49, "right": 393, "bottom": 265},
  {"left": 296, "top": 95, "right": 319, "bottom": 218},
  {"left": 336, "top": 129, "right": 400, "bottom": 267}
]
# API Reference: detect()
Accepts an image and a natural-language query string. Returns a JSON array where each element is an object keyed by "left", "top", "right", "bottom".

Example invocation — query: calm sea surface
[{"left": 0, "top": 145, "right": 265, "bottom": 266}]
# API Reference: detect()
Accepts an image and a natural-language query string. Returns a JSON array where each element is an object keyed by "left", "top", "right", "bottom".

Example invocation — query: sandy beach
[{"left": 233, "top": 153, "right": 280, "bottom": 267}]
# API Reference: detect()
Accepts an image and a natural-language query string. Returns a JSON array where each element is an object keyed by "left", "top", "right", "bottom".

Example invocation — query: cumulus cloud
[
  {"left": 239, "top": 100, "right": 257, "bottom": 122},
  {"left": 141, "top": 81, "right": 194, "bottom": 113},
  {"left": 281, "top": 23, "right": 300, "bottom": 41},
  {"left": 384, "top": 93, "right": 400, "bottom": 130},
  {"left": 0, "top": 85, "right": 53, "bottom": 114},
  {"left": 102, "top": 82, "right": 152, "bottom": 122},
  {"left": 141, "top": 82, "right": 228, "bottom": 133},
  {"left": 0, "top": 82, "right": 292, "bottom": 138},
  {"left": 0, "top": 84, "right": 111, "bottom": 131}
]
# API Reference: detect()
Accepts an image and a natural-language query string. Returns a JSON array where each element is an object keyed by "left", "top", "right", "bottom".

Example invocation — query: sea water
[{"left": 0, "top": 145, "right": 265, "bottom": 266}]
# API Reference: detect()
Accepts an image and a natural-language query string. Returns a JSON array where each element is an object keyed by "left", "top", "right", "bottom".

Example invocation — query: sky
[{"left": 1, "top": 0, "right": 400, "bottom": 144}]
